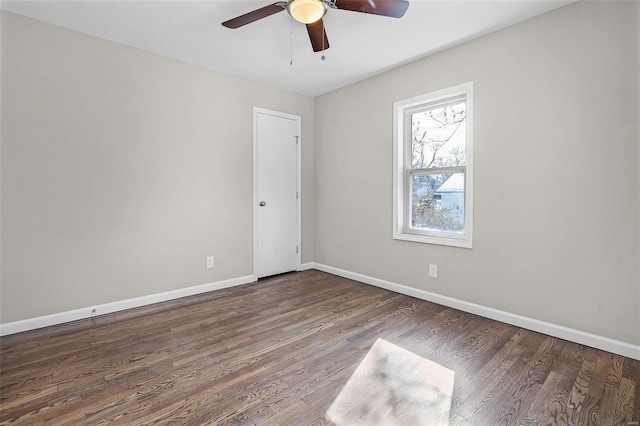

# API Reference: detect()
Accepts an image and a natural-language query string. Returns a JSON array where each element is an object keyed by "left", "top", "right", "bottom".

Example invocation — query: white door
[{"left": 254, "top": 108, "right": 300, "bottom": 278}]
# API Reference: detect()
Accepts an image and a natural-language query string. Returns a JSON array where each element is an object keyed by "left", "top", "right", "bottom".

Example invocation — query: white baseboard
[
  {"left": 312, "top": 263, "right": 640, "bottom": 361},
  {"left": 4, "top": 266, "right": 638, "bottom": 361},
  {"left": 299, "top": 262, "right": 315, "bottom": 271},
  {"left": 0, "top": 275, "right": 255, "bottom": 337}
]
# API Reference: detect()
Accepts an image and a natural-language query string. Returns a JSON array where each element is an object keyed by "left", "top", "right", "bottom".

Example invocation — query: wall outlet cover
[{"left": 429, "top": 264, "right": 438, "bottom": 278}]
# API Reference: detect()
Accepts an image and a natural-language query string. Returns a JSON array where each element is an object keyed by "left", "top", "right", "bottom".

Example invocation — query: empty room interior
[{"left": 1, "top": 0, "right": 639, "bottom": 424}]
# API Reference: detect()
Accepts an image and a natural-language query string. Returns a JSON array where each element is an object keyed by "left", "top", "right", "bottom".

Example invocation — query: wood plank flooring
[{"left": 1, "top": 270, "right": 638, "bottom": 425}]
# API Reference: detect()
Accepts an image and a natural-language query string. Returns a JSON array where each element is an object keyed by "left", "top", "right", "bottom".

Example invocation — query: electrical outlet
[
  {"left": 207, "top": 256, "right": 215, "bottom": 269},
  {"left": 429, "top": 264, "right": 438, "bottom": 278}
]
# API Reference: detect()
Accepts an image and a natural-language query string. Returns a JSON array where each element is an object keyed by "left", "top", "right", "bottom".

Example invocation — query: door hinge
[
  {"left": 296, "top": 191, "right": 299, "bottom": 199},
  {"left": 295, "top": 136, "right": 299, "bottom": 145},
  {"left": 296, "top": 246, "right": 299, "bottom": 254}
]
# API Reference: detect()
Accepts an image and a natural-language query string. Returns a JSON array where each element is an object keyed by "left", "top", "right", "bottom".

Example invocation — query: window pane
[
  {"left": 411, "top": 172, "right": 464, "bottom": 232},
  {"left": 411, "top": 102, "right": 466, "bottom": 169}
]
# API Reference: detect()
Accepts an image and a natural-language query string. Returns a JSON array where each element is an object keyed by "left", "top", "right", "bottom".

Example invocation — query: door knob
[{"left": 259, "top": 201, "right": 267, "bottom": 206}]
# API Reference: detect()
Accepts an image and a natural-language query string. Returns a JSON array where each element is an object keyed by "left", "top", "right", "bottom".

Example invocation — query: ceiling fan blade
[
  {"left": 334, "top": 0, "right": 409, "bottom": 18},
  {"left": 222, "top": 3, "right": 285, "bottom": 29},
  {"left": 306, "top": 19, "right": 330, "bottom": 52}
]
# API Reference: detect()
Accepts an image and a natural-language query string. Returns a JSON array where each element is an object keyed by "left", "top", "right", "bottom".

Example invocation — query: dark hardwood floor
[{"left": 0, "top": 270, "right": 638, "bottom": 425}]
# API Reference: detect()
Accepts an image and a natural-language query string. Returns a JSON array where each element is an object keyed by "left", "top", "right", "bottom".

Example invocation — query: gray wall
[
  {"left": 314, "top": 1, "right": 639, "bottom": 345},
  {"left": 0, "top": 11, "right": 314, "bottom": 322}
]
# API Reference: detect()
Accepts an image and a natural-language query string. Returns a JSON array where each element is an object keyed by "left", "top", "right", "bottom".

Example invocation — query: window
[{"left": 393, "top": 82, "right": 473, "bottom": 248}]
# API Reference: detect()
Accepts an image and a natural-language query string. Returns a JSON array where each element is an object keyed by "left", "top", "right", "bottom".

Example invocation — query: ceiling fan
[{"left": 222, "top": 0, "right": 410, "bottom": 52}]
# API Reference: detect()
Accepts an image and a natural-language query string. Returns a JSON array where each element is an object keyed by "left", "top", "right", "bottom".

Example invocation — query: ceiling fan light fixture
[{"left": 287, "top": 0, "right": 327, "bottom": 24}]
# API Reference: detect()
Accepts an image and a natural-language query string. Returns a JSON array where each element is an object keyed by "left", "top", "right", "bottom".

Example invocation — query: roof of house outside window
[{"left": 436, "top": 173, "right": 464, "bottom": 193}]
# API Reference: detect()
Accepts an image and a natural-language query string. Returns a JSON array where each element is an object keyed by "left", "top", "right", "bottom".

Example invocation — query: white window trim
[{"left": 393, "top": 82, "right": 474, "bottom": 248}]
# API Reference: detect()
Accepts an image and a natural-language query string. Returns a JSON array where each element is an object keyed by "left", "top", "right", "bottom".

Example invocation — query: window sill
[{"left": 393, "top": 231, "right": 472, "bottom": 248}]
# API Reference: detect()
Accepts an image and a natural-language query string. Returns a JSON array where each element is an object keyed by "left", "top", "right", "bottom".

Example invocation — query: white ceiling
[{"left": 1, "top": 0, "right": 573, "bottom": 97}]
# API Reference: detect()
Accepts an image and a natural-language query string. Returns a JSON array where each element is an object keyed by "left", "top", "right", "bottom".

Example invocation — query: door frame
[{"left": 253, "top": 106, "right": 302, "bottom": 281}]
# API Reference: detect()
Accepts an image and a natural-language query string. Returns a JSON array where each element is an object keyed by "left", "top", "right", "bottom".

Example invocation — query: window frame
[{"left": 393, "top": 82, "right": 474, "bottom": 248}]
